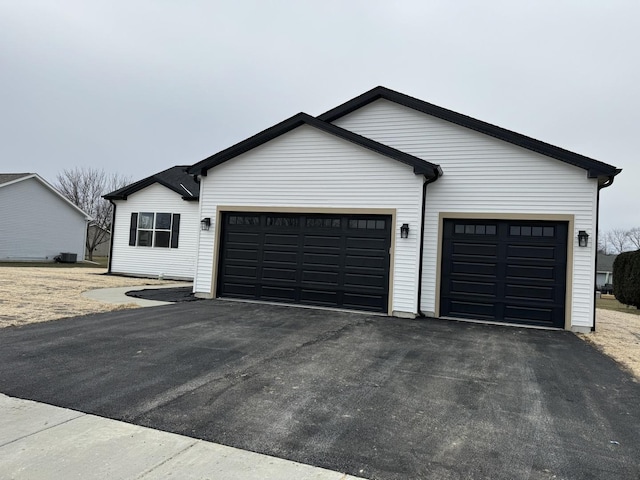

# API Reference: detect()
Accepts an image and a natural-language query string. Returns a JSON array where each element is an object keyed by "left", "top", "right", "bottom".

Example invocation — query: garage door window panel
[
  {"left": 306, "top": 217, "right": 342, "bottom": 229},
  {"left": 348, "top": 219, "right": 387, "bottom": 230},
  {"left": 455, "top": 224, "right": 497, "bottom": 235},
  {"left": 266, "top": 216, "right": 300, "bottom": 228}
]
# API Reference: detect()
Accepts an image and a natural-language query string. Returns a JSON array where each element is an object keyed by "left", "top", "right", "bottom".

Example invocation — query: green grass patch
[{"left": 596, "top": 296, "right": 640, "bottom": 315}]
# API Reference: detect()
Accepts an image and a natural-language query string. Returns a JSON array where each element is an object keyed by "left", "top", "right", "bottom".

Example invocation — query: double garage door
[
  {"left": 218, "top": 213, "right": 568, "bottom": 326},
  {"left": 218, "top": 212, "right": 392, "bottom": 313},
  {"left": 440, "top": 219, "right": 568, "bottom": 328}
]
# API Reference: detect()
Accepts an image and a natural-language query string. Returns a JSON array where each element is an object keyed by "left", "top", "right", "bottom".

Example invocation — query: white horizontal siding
[
  {"left": 0, "top": 178, "right": 87, "bottom": 260},
  {"left": 111, "top": 183, "right": 199, "bottom": 280},
  {"left": 335, "top": 99, "right": 598, "bottom": 328},
  {"left": 195, "top": 125, "right": 424, "bottom": 314}
]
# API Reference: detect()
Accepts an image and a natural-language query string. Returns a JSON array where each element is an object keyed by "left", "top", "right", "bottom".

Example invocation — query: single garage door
[
  {"left": 441, "top": 219, "right": 568, "bottom": 328},
  {"left": 218, "top": 212, "right": 392, "bottom": 312}
]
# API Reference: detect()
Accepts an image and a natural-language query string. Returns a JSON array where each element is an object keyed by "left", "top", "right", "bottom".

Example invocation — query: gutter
[{"left": 417, "top": 169, "right": 442, "bottom": 317}]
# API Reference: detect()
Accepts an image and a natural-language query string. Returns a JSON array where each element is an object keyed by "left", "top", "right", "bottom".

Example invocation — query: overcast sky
[{"left": 0, "top": 1, "right": 637, "bottom": 232}]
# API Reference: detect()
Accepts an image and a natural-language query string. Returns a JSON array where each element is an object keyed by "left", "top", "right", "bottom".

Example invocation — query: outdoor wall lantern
[
  {"left": 578, "top": 230, "right": 589, "bottom": 247},
  {"left": 400, "top": 223, "right": 410, "bottom": 239},
  {"left": 201, "top": 217, "right": 211, "bottom": 231}
]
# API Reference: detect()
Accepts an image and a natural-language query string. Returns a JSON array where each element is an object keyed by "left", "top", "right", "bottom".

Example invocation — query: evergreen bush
[{"left": 613, "top": 250, "right": 640, "bottom": 308}]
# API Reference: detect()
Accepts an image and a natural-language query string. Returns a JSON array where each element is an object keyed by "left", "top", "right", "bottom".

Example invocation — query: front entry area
[
  {"left": 218, "top": 212, "right": 392, "bottom": 313},
  {"left": 440, "top": 218, "right": 568, "bottom": 328}
]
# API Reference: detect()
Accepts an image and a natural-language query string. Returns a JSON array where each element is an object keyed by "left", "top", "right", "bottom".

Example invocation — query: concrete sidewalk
[
  {"left": 82, "top": 283, "right": 190, "bottom": 307},
  {"left": 0, "top": 394, "right": 362, "bottom": 480}
]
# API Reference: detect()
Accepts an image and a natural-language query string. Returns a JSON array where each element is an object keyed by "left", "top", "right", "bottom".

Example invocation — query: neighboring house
[
  {"left": 87, "top": 223, "right": 111, "bottom": 258},
  {"left": 596, "top": 253, "right": 617, "bottom": 290},
  {"left": 186, "top": 86, "right": 620, "bottom": 332},
  {"left": 0, "top": 173, "right": 91, "bottom": 261},
  {"left": 104, "top": 166, "right": 200, "bottom": 280}
]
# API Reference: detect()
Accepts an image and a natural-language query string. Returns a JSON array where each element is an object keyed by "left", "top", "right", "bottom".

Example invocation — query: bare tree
[
  {"left": 597, "top": 230, "right": 609, "bottom": 254},
  {"left": 605, "top": 228, "right": 631, "bottom": 254},
  {"left": 56, "top": 167, "right": 130, "bottom": 261},
  {"left": 626, "top": 227, "right": 640, "bottom": 250}
]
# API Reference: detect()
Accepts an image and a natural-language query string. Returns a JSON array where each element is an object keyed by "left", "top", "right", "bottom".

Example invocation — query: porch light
[
  {"left": 578, "top": 230, "right": 589, "bottom": 247},
  {"left": 400, "top": 223, "right": 410, "bottom": 239},
  {"left": 201, "top": 217, "right": 211, "bottom": 231}
]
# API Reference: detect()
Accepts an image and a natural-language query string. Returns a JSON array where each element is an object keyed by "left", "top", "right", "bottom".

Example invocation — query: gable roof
[
  {"left": 104, "top": 165, "right": 200, "bottom": 201},
  {"left": 318, "top": 86, "right": 621, "bottom": 185},
  {"left": 0, "top": 173, "right": 92, "bottom": 220},
  {"left": 188, "top": 112, "right": 442, "bottom": 179}
]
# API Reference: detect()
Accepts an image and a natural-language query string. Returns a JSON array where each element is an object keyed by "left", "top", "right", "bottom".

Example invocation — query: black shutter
[
  {"left": 171, "top": 214, "right": 180, "bottom": 248},
  {"left": 129, "top": 213, "right": 138, "bottom": 246}
]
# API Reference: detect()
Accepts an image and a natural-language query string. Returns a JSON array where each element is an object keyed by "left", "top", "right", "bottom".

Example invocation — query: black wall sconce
[
  {"left": 201, "top": 217, "right": 211, "bottom": 231},
  {"left": 578, "top": 230, "right": 589, "bottom": 247},
  {"left": 400, "top": 223, "right": 410, "bottom": 239}
]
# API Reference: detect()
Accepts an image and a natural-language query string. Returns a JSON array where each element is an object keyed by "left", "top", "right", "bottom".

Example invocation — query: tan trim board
[
  {"left": 207, "top": 206, "right": 225, "bottom": 300},
  {"left": 438, "top": 212, "right": 576, "bottom": 221},
  {"left": 564, "top": 218, "right": 574, "bottom": 330},
  {"left": 211, "top": 206, "right": 398, "bottom": 316},
  {"left": 215, "top": 206, "right": 396, "bottom": 215},
  {"left": 434, "top": 212, "right": 575, "bottom": 330}
]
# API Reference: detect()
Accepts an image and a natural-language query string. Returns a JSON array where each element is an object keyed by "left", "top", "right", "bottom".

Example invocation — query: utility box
[{"left": 59, "top": 252, "right": 77, "bottom": 263}]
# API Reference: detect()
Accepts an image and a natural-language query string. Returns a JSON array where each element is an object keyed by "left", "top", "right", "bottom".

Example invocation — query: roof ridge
[
  {"left": 318, "top": 86, "right": 620, "bottom": 183},
  {"left": 188, "top": 112, "right": 441, "bottom": 179}
]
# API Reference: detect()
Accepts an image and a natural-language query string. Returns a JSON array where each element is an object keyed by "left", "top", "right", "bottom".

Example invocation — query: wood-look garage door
[
  {"left": 441, "top": 219, "right": 568, "bottom": 328},
  {"left": 218, "top": 212, "right": 392, "bottom": 312}
]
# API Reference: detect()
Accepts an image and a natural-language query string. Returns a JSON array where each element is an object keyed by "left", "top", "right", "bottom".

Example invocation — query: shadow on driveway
[{"left": 0, "top": 300, "right": 638, "bottom": 479}]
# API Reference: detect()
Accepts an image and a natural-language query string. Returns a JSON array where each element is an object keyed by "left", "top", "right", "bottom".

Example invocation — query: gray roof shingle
[
  {"left": 597, "top": 253, "right": 617, "bottom": 272},
  {"left": 104, "top": 166, "right": 199, "bottom": 200},
  {"left": 0, "top": 173, "right": 32, "bottom": 186}
]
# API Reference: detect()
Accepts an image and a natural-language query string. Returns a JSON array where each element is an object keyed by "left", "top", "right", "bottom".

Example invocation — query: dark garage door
[
  {"left": 441, "top": 219, "right": 568, "bottom": 328},
  {"left": 218, "top": 212, "right": 392, "bottom": 312}
]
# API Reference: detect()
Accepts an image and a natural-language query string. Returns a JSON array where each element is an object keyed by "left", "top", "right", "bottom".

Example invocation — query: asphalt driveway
[{"left": 0, "top": 301, "right": 638, "bottom": 480}]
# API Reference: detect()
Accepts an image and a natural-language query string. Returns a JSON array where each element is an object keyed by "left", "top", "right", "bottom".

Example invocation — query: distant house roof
[
  {"left": 0, "top": 173, "right": 32, "bottom": 186},
  {"left": 0, "top": 172, "right": 92, "bottom": 220},
  {"left": 104, "top": 165, "right": 200, "bottom": 201},
  {"left": 597, "top": 253, "right": 617, "bottom": 272},
  {"left": 188, "top": 112, "right": 442, "bottom": 180},
  {"left": 318, "top": 86, "right": 621, "bottom": 186}
]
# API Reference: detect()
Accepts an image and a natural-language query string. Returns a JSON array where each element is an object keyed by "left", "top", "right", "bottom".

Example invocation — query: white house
[
  {"left": 187, "top": 87, "right": 620, "bottom": 332},
  {"left": 0, "top": 173, "right": 91, "bottom": 261},
  {"left": 104, "top": 165, "right": 200, "bottom": 280},
  {"left": 596, "top": 253, "right": 616, "bottom": 291},
  {"left": 87, "top": 223, "right": 111, "bottom": 258}
]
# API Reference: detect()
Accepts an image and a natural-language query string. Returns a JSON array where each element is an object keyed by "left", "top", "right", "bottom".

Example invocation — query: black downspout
[
  {"left": 417, "top": 172, "right": 440, "bottom": 317},
  {"left": 592, "top": 175, "right": 617, "bottom": 331},
  {"left": 107, "top": 200, "right": 116, "bottom": 274},
  {"left": 592, "top": 186, "right": 601, "bottom": 332}
]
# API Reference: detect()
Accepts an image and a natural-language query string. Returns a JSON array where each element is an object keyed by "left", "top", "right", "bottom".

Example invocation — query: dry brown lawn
[
  {"left": 579, "top": 309, "right": 640, "bottom": 380},
  {"left": 0, "top": 267, "right": 167, "bottom": 328},
  {"left": 1, "top": 266, "right": 638, "bottom": 380}
]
